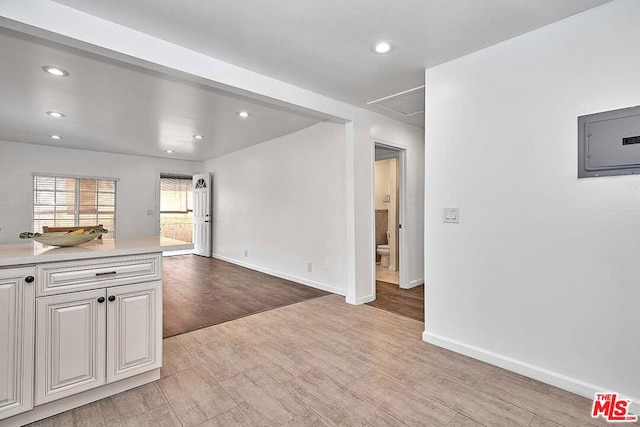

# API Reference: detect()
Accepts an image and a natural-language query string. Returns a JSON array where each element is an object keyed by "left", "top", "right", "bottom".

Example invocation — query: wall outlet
[
  {"left": 244, "top": 250, "right": 248, "bottom": 257},
  {"left": 443, "top": 207, "right": 460, "bottom": 223},
  {"left": 307, "top": 262, "right": 312, "bottom": 272},
  {"left": 147, "top": 209, "right": 154, "bottom": 216}
]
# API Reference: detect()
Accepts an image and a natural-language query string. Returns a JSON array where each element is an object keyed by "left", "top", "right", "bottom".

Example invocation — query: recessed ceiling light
[
  {"left": 50, "top": 135, "right": 62, "bottom": 140},
  {"left": 237, "top": 111, "right": 250, "bottom": 118},
  {"left": 165, "top": 150, "right": 174, "bottom": 154},
  {"left": 42, "top": 66, "right": 69, "bottom": 77},
  {"left": 46, "top": 111, "right": 66, "bottom": 118},
  {"left": 193, "top": 134, "right": 203, "bottom": 140},
  {"left": 372, "top": 40, "right": 395, "bottom": 54}
]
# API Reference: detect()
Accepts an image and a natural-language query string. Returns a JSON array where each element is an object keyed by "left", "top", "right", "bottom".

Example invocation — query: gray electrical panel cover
[{"left": 578, "top": 106, "right": 640, "bottom": 178}]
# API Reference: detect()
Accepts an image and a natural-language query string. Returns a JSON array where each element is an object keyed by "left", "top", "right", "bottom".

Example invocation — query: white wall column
[{"left": 345, "top": 113, "right": 375, "bottom": 305}]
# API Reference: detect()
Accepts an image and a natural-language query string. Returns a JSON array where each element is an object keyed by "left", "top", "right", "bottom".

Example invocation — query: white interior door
[{"left": 192, "top": 173, "right": 212, "bottom": 257}]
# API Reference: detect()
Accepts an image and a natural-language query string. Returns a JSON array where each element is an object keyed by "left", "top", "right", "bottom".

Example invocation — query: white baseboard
[
  {"left": 422, "top": 331, "right": 640, "bottom": 416},
  {"left": 211, "top": 253, "right": 346, "bottom": 296},
  {"left": 401, "top": 278, "right": 424, "bottom": 289}
]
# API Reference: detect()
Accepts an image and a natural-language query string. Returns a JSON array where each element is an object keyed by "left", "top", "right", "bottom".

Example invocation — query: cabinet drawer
[{"left": 37, "top": 254, "right": 161, "bottom": 296}]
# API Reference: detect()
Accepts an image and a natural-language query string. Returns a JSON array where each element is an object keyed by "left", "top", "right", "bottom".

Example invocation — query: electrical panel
[{"left": 578, "top": 106, "right": 640, "bottom": 178}]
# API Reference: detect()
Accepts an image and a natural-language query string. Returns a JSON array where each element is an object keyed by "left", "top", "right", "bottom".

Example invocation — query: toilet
[
  {"left": 377, "top": 231, "right": 391, "bottom": 267},
  {"left": 377, "top": 245, "right": 391, "bottom": 267}
]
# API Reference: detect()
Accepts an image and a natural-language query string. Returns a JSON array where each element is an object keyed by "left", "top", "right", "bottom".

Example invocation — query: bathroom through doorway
[
  {"left": 373, "top": 143, "right": 406, "bottom": 288},
  {"left": 369, "top": 142, "right": 423, "bottom": 320}
]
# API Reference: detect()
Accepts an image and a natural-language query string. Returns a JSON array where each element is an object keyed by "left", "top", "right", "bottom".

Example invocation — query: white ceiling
[
  {"left": 0, "top": 1, "right": 614, "bottom": 160},
  {"left": 0, "top": 28, "right": 324, "bottom": 161},
  {"left": 54, "top": 0, "right": 612, "bottom": 128}
]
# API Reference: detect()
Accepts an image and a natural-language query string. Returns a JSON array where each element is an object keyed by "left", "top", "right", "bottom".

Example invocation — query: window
[
  {"left": 33, "top": 175, "right": 117, "bottom": 236},
  {"left": 160, "top": 175, "right": 193, "bottom": 242}
]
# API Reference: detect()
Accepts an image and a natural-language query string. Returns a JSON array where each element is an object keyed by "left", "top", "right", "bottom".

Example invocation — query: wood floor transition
[
  {"left": 162, "top": 255, "right": 329, "bottom": 338},
  {"left": 367, "top": 280, "right": 424, "bottom": 322}
]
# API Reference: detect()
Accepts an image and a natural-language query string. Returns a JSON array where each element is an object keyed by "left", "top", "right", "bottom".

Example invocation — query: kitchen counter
[
  {"left": 0, "top": 235, "right": 192, "bottom": 425},
  {"left": 0, "top": 236, "right": 193, "bottom": 267}
]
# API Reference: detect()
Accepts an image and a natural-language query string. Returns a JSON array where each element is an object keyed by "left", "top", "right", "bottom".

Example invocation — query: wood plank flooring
[
  {"left": 29, "top": 294, "right": 629, "bottom": 427},
  {"left": 367, "top": 280, "right": 424, "bottom": 322},
  {"left": 162, "top": 255, "right": 329, "bottom": 338}
]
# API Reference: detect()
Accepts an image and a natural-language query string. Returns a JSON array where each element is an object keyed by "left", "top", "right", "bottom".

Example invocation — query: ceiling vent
[{"left": 367, "top": 86, "right": 424, "bottom": 126}]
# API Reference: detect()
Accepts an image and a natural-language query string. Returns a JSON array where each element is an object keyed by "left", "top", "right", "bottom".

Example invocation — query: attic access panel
[{"left": 578, "top": 106, "right": 640, "bottom": 178}]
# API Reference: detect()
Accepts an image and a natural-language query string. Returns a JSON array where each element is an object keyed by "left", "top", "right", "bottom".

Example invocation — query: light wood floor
[{"left": 29, "top": 294, "right": 627, "bottom": 427}]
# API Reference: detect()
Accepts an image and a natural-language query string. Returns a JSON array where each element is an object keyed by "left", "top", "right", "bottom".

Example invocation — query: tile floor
[
  {"left": 375, "top": 264, "right": 399, "bottom": 285},
  {"left": 29, "top": 295, "right": 629, "bottom": 427}
]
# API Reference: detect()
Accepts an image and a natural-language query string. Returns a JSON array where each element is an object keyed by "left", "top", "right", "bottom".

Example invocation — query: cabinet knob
[
  {"left": 108, "top": 295, "right": 116, "bottom": 302},
  {"left": 97, "top": 297, "right": 105, "bottom": 303},
  {"left": 25, "top": 276, "right": 34, "bottom": 283}
]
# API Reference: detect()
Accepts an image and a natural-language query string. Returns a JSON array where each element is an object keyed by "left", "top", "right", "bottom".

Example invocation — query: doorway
[
  {"left": 373, "top": 143, "right": 407, "bottom": 287},
  {"left": 368, "top": 142, "right": 424, "bottom": 320},
  {"left": 159, "top": 174, "right": 194, "bottom": 243}
]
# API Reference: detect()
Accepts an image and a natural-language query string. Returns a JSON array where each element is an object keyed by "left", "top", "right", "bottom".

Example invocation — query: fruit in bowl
[{"left": 19, "top": 227, "right": 108, "bottom": 247}]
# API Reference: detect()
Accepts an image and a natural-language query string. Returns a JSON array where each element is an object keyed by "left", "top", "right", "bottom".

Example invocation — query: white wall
[
  {"left": 374, "top": 159, "right": 392, "bottom": 210},
  {"left": 424, "top": 0, "right": 640, "bottom": 410},
  {"left": 371, "top": 112, "right": 425, "bottom": 288},
  {"left": 0, "top": 141, "right": 201, "bottom": 243},
  {"left": 203, "top": 122, "right": 347, "bottom": 295}
]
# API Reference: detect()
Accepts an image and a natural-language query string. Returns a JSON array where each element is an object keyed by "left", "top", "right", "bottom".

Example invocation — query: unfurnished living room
[{"left": 0, "top": 0, "right": 639, "bottom": 426}]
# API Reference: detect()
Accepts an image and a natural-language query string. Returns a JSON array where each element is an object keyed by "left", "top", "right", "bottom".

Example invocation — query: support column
[{"left": 345, "top": 113, "right": 375, "bottom": 305}]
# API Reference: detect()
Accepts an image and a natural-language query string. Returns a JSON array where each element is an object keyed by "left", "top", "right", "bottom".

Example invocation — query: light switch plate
[{"left": 443, "top": 207, "right": 460, "bottom": 223}]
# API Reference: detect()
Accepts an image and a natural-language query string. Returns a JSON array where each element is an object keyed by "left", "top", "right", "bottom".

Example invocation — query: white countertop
[{"left": 0, "top": 236, "right": 194, "bottom": 267}]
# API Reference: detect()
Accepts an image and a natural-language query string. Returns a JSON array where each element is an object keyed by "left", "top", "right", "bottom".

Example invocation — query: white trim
[
  {"left": 422, "top": 331, "right": 640, "bottom": 416},
  {"left": 404, "top": 278, "right": 424, "bottom": 289},
  {"left": 368, "top": 137, "right": 377, "bottom": 302},
  {"left": 366, "top": 85, "right": 425, "bottom": 106},
  {"left": 346, "top": 294, "right": 375, "bottom": 305},
  {"left": 373, "top": 140, "right": 409, "bottom": 290},
  {"left": 345, "top": 123, "right": 357, "bottom": 304},
  {"left": 31, "top": 172, "right": 119, "bottom": 181},
  {"left": 211, "top": 253, "right": 346, "bottom": 296}
]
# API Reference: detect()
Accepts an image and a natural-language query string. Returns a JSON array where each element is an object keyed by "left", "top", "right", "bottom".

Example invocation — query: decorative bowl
[{"left": 19, "top": 228, "right": 108, "bottom": 247}]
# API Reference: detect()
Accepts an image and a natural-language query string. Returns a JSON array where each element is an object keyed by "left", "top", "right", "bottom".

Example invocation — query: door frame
[{"left": 373, "top": 140, "right": 409, "bottom": 290}]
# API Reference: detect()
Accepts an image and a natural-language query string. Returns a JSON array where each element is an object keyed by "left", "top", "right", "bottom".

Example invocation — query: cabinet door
[
  {"left": 107, "top": 281, "right": 162, "bottom": 383},
  {"left": 36, "top": 289, "right": 106, "bottom": 405},
  {"left": 0, "top": 267, "right": 35, "bottom": 420}
]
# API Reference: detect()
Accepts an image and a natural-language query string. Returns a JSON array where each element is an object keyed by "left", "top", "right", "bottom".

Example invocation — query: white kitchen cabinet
[
  {"left": 0, "top": 267, "right": 35, "bottom": 420},
  {"left": 0, "top": 237, "right": 192, "bottom": 426},
  {"left": 35, "top": 281, "right": 161, "bottom": 405},
  {"left": 107, "top": 281, "right": 162, "bottom": 383},
  {"left": 35, "top": 289, "right": 106, "bottom": 405}
]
